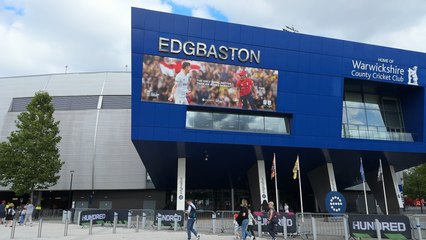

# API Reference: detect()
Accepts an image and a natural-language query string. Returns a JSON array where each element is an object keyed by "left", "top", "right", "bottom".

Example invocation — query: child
[
  {"left": 247, "top": 208, "right": 257, "bottom": 239},
  {"left": 19, "top": 207, "right": 26, "bottom": 225},
  {"left": 233, "top": 213, "right": 241, "bottom": 239}
]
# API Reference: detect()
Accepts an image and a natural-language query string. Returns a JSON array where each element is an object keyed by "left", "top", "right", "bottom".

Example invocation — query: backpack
[
  {"left": 7, "top": 208, "right": 15, "bottom": 216},
  {"left": 271, "top": 211, "right": 280, "bottom": 224},
  {"left": 189, "top": 205, "right": 197, "bottom": 218}
]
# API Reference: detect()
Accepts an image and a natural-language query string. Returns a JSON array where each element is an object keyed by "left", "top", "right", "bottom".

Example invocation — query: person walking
[
  {"left": 0, "top": 200, "right": 6, "bottom": 225},
  {"left": 5, "top": 203, "right": 15, "bottom": 227},
  {"left": 247, "top": 207, "right": 257, "bottom": 240},
  {"left": 267, "top": 201, "right": 277, "bottom": 240},
  {"left": 23, "top": 200, "right": 34, "bottom": 226},
  {"left": 185, "top": 198, "right": 201, "bottom": 240},
  {"left": 19, "top": 206, "right": 25, "bottom": 225},
  {"left": 239, "top": 199, "right": 254, "bottom": 240}
]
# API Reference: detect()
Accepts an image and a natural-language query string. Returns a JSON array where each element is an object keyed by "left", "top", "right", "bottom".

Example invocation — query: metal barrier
[
  {"left": 409, "top": 214, "right": 426, "bottom": 239},
  {"left": 38, "top": 209, "right": 63, "bottom": 220},
  {"left": 128, "top": 209, "right": 155, "bottom": 229},
  {"left": 296, "top": 213, "right": 346, "bottom": 238},
  {"left": 192, "top": 210, "right": 215, "bottom": 233},
  {"left": 216, "top": 211, "right": 239, "bottom": 234}
]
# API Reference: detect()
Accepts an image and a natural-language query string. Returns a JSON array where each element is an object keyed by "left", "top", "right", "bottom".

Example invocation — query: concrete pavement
[{"left": 0, "top": 221, "right": 278, "bottom": 240}]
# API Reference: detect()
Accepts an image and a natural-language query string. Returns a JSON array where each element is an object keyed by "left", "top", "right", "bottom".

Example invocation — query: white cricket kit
[{"left": 174, "top": 71, "right": 190, "bottom": 104}]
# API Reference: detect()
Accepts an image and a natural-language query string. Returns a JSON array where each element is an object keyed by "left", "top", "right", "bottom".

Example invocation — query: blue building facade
[{"left": 131, "top": 8, "right": 426, "bottom": 212}]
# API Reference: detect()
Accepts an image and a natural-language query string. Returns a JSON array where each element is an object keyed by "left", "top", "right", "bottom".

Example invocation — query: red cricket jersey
[{"left": 236, "top": 78, "right": 254, "bottom": 96}]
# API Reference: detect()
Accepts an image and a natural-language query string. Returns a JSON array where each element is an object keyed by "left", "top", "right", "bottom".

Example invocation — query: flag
[
  {"left": 360, "top": 158, "right": 365, "bottom": 182},
  {"left": 292, "top": 155, "right": 299, "bottom": 180},
  {"left": 159, "top": 61, "right": 176, "bottom": 77},
  {"left": 271, "top": 153, "right": 276, "bottom": 180},
  {"left": 377, "top": 160, "right": 383, "bottom": 182}
]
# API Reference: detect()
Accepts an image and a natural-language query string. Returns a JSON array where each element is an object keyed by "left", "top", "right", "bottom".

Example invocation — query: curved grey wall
[{"left": 0, "top": 72, "right": 147, "bottom": 191}]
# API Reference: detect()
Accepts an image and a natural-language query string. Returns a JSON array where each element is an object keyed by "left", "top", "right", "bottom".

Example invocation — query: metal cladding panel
[
  {"left": 93, "top": 110, "right": 146, "bottom": 189},
  {"left": 102, "top": 72, "right": 131, "bottom": 95},
  {"left": 51, "top": 110, "right": 98, "bottom": 190},
  {"left": 44, "top": 73, "right": 105, "bottom": 96},
  {"left": 0, "top": 75, "right": 47, "bottom": 133}
]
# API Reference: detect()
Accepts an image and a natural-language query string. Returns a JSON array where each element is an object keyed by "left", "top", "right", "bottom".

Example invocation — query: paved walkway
[{"left": 0, "top": 221, "right": 293, "bottom": 240}]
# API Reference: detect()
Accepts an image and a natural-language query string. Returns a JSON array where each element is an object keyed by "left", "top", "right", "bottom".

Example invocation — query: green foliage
[
  {"left": 403, "top": 163, "right": 426, "bottom": 199},
  {"left": 0, "top": 91, "right": 63, "bottom": 195}
]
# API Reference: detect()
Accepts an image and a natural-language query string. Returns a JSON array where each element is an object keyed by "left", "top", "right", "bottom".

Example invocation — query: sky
[{"left": 2, "top": 0, "right": 426, "bottom": 77}]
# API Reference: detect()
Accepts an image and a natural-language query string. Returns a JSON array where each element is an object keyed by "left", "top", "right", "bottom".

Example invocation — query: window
[
  {"left": 342, "top": 85, "right": 413, "bottom": 141},
  {"left": 186, "top": 110, "right": 290, "bottom": 134}
]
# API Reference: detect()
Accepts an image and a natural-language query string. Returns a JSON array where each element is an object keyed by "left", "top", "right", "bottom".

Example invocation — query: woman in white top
[{"left": 247, "top": 208, "right": 257, "bottom": 240}]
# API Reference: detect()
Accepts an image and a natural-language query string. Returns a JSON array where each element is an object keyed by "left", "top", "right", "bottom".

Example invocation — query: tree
[
  {"left": 0, "top": 91, "right": 63, "bottom": 201},
  {"left": 403, "top": 163, "right": 426, "bottom": 213}
]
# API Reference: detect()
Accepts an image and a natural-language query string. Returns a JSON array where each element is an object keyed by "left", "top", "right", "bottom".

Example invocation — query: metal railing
[
  {"left": 128, "top": 209, "right": 155, "bottom": 229},
  {"left": 12, "top": 209, "right": 425, "bottom": 240},
  {"left": 216, "top": 211, "right": 239, "bottom": 233},
  {"left": 408, "top": 214, "right": 426, "bottom": 239},
  {"left": 342, "top": 123, "right": 415, "bottom": 142},
  {"left": 296, "top": 213, "right": 346, "bottom": 238}
]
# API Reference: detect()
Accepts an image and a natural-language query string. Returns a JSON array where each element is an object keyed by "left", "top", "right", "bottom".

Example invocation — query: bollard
[
  {"left": 10, "top": 219, "right": 17, "bottom": 239},
  {"left": 64, "top": 216, "right": 69, "bottom": 236},
  {"left": 174, "top": 214, "right": 178, "bottom": 231},
  {"left": 128, "top": 211, "right": 132, "bottom": 229},
  {"left": 89, "top": 219, "right": 93, "bottom": 235},
  {"left": 37, "top": 218, "right": 43, "bottom": 238},
  {"left": 257, "top": 215, "right": 262, "bottom": 238},
  {"left": 142, "top": 212, "right": 146, "bottom": 230},
  {"left": 282, "top": 216, "right": 287, "bottom": 239},
  {"left": 343, "top": 215, "right": 349, "bottom": 240},
  {"left": 375, "top": 219, "right": 382, "bottom": 240},
  {"left": 311, "top": 217, "right": 317, "bottom": 240},
  {"left": 136, "top": 215, "right": 140, "bottom": 232},
  {"left": 113, "top": 212, "right": 118, "bottom": 234},
  {"left": 212, "top": 213, "right": 217, "bottom": 234},
  {"left": 416, "top": 217, "right": 423, "bottom": 240},
  {"left": 157, "top": 213, "right": 162, "bottom": 231}
]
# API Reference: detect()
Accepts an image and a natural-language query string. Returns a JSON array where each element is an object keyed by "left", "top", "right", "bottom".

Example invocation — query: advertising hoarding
[{"left": 141, "top": 55, "right": 278, "bottom": 111}]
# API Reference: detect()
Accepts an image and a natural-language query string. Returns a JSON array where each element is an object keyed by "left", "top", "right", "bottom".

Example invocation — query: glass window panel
[
  {"left": 192, "top": 112, "right": 212, "bottom": 129},
  {"left": 366, "top": 110, "right": 385, "bottom": 126},
  {"left": 364, "top": 94, "right": 380, "bottom": 110},
  {"left": 239, "top": 115, "right": 264, "bottom": 132},
  {"left": 382, "top": 99, "right": 399, "bottom": 112},
  {"left": 265, "top": 116, "right": 287, "bottom": 134},
  {"left": 212, "top": 113, "right": 239, "bottom": 130},
  {"left": 186, "top": 111, "right": 195, "bottom": 128},
  {"left": 345, "top": 92, "right": 364, "bottom": 108},
  {"left": 346, "top": 107, "right": 367, "bottom": 125},
  {"left": 342, "top": 108, "right": 348, "bottom": 124},
  {"left": 384, "top": 112, "right": 402, "bottom": 128}
]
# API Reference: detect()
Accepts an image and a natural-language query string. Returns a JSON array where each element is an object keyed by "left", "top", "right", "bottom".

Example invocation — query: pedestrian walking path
[{"left": 0, "top": 221, "right": 281, "bottom": 240}]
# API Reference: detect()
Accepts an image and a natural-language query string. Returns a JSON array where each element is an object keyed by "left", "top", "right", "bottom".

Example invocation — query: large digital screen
[{"left": 141, "top": 55, "right": 278, "bottom": 111}]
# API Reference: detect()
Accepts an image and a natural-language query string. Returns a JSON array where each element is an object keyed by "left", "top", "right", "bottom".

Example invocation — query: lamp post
[{"left": 68, "top": 170, "right": 75, "bottom": 210}]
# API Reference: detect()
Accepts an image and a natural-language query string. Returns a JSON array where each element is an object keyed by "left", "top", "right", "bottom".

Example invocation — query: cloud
[
  {"left": 1, "top": 0, "right": 426, "bottom": 77},
  {"left": 0, "top": 0, "right": 172, "bottom": 77}
]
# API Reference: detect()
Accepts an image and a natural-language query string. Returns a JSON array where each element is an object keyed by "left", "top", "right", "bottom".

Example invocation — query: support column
[
  {"left": 176, "top": 157, "right": 186, "bottom": 211},
  {"left": 247, "top": 160, "right": 268, "bottom": 211},
  {"left": 365, "top": 163, "right": 402, "bottom": 214},
  {"left": 307, "top": 162, "right": 337, "bottom": 212}
]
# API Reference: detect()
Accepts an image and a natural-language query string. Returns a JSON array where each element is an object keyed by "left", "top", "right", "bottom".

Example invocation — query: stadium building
[{"left": 0, "top": 8, "right": 425, "bottom": 213}]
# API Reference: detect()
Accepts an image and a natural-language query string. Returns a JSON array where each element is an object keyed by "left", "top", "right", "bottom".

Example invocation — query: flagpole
[
  {"left": 360, "top": 158, "right": 369, "bottom": 214},
  {"left": 274, "top": 153, "right": 279, "bottom": 210},
  {"left": 297, "top": 155, "right": 304, "bottom": 220},
  {"left": 380, "top": 159, "right": 389, "bottom": 215}
]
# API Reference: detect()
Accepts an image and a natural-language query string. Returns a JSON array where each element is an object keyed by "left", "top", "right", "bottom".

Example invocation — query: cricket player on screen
[
  {"left": 235, "top": 69, "right": 258, "bottom": 110},
  {"left": 168, "top": 62, "right": 191, "bottom": 104}
]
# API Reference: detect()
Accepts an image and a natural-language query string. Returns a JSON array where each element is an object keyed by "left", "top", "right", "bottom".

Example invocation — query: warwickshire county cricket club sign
[{"left": 350, "top": 57, "right": 420, "bottom": 86}]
